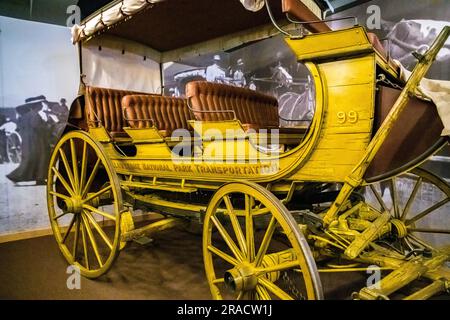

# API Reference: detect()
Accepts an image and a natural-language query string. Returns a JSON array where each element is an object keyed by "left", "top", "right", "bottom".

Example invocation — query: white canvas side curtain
[{"left": 71, "top": 0, "right": 160, "bottom": 44}]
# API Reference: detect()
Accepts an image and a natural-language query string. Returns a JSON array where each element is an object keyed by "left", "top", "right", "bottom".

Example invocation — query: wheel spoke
[
  {"left": 408, "top": 227, "right": 450, "bottom": 235},
  {"left": 81, "top": 213, "right": 103, "bottom": 267},
  {"left": 82, "top": 158, "right": 101, "bottom": 197},
  {"left": 400, "top": 177, "right": 422, "bottom": 221},
  {"left": 408, "top": 234, "right": 435, "bottom": 251},
  {"left": 80, "top": 221, "right": 90, "bottom": 269},
  {"left": 406, "top": 198, "right": 450, "bottom": 225},
  {"left": 245, "top": 195, "right": 255, "bottom": 262},
  {"left": 258, "top": 277, "right": 294, "bottom": 300},
  {"left": 53, "top": 211, "right": 70, "bottom": 221},
  {"left": 83, "top": 185, "right": 112, "bottom": 204},
  {"left": 52, "top": 167, "right": 75, "bottom": 197},
  {"left": 256, "top": 284, "right": 272, "bottom": 300},
  {"left": 58, "top": 148, "right": 77, "bottom": 194},
  {"left": 370, "top": 184, "right": 388, "bottom": 212},
  {"left": 72, "top": 216, "right": 81, "bottom": 258},
  {"left": 257, "top": 260, "right": 299, "bottom": 276},
  {"left": 255, "top": 216, "right": 277, "bottom": 267},
  {"left": 70, "top": 139, "right": 80, "bottom": 193},
  {"left": 212, "top": 278, "right": 224, "bottom": 284},
  {"left": 211, "top": 216, "right": 244, "bottom": 261},
  {"left": 389, "top": 178, "right": 400, "bottom": 218},
  {"left": 207, "top": 245, "right": 239, "bottom": 266},
  {"left": 403, "top": 236, "right": 416, "bottom": 253},
  {"left": 49, "top": 190, "right": 70, "bottom": 201},
  {"left": 79, "top": 141, "right": 88, "bottom": 195},
  {"left": 83, "top": 204, "right": 116, "bottom": 221},
  {"left": 223, "top": 195, "right": 247, "bottom": 256},
  {"left": 62, "top": 214, "right": 77, "bottom": 244},
  {"left": 83, "top": 211, "right": 113, "bottom": 250}
]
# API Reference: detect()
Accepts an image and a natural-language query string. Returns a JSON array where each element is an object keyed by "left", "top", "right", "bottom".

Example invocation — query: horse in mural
[{"left": 383, "top": 19, "right": 450, "bottom": 68}]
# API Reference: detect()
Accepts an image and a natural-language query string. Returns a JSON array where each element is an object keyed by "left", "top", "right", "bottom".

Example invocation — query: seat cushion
[
  {"left": 122, "top": 94, "right": 192, "bottom": 136},
  {"left": 85, "top": 86, "right": 151, "bottom": 135},
  {"left": 185, "top": 81, "right": 279, "bottom": 129}
]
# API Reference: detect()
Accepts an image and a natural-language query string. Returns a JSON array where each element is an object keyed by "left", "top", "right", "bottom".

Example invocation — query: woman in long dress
[{"left": 6, "top": 101, "right": 51, "bottom": 185}]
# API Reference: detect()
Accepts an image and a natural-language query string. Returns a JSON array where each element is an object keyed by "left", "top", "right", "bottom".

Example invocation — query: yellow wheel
[
  {"left": 47, "top": 131, "right": 122, "bottom": 278},
  {"left": 203, "top": 182, "right": 323, "bottom": 300},
  {"left": 366, "top": 167, "right": 450, "bottom": 253}
]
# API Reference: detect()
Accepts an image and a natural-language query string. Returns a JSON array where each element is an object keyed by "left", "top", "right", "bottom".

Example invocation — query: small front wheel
[{"left": 203, "top": 181, "right": 323, "bottom": 300}]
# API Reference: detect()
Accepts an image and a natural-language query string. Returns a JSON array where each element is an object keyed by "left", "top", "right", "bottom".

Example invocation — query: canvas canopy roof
[{"left": 72, "top": 0, "right": 325, "bottom": 62}]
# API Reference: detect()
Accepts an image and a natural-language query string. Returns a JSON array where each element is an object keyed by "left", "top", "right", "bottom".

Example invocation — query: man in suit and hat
[
  {"left": 233, "top": 58, "right": 246, "bottom": 87},
  {"left": 206, "top": 55, "right": 226, "bottom": 83}
]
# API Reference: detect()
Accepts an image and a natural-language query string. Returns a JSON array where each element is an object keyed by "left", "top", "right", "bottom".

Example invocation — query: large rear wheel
[
  {"left": 47, "top": 131, "right": 122, "bottom": 278},
  {"left": 366, "top": 167, "right": 450, "bottom": 253},
  {"left": 203, "top": 181, "right": 323, "bottom": 300}
]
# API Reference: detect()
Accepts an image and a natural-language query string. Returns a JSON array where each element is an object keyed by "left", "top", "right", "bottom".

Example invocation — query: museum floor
[{"left": 0, "top": 226, "right": 447, "bottom": 300}]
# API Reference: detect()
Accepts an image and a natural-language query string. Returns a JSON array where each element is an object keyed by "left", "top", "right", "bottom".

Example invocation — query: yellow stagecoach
[{"left": 47, "top": 0, "right": 450, "bottom": 300}]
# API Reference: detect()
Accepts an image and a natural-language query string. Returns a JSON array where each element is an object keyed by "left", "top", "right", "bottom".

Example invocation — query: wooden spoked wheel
[
  {"left": 47, "top": 131, "right": 123, "bottom": 278},
  {"left": 366, "top": 167, "right": 450, "bottom": 253},
  {"left": 203, "top": 182, "right": 323, "bottom": 300}
]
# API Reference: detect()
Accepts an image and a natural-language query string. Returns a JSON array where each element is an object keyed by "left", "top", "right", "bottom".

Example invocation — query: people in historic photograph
[
  {"left": 383, "top": 19, "right": 450, "bottom": 70},
  {"left": 169, "top": 87, "right": 181, "bottom": 97},
  {"left": 271, "top": 53, "right": 293, "bottom": 91},
  {"left": 232, "top": 58, "right": 247, "bottom": 87},
  {"left": 6, "top": 96, "right": 52, "bottom": 185},
  {"left": 42, "top": 98, "right": 69, "bottom": 146},
  {"left": 205, "top": 54, "right": 226, "bottom": 82},
  {"left": 0, "top": 117, "right": 18, "bottom": 163},
  {"left": 0, "top": 114, "right": 8, "bottom": 164},
  {"left": 0, "top": 117, "right": 18, "bottom": 135}
]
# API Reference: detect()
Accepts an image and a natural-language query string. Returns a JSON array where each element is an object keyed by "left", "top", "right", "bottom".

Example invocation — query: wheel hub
[
  {"left": 63, "top": 196, "right": 84, "bottom": 214},
  {"left": 391, "top": 219, "right": 408, "bottom": 238},
  {"left": 224, "top": 263, "right": 257, "bottom": 292}
]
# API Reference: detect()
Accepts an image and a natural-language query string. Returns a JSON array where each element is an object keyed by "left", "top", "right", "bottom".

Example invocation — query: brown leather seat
[
  {"left": 185, "top": 81, "right": 280, "bottom": 130},
  {"left": 85, "top": 86, "right": 152, "bottom": 138},
  {"left": 185, "top": 81, "right": 308, "bottom": 137},
  {"left": 122, "top": 94, "right": 192, "bottom": 137}
]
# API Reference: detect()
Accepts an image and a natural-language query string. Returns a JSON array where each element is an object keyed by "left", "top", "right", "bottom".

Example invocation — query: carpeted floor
[{"left": 0, "top": 227, "right": 446, "bottom": 300}]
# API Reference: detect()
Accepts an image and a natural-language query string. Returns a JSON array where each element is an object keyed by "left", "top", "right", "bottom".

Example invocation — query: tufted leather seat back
[
  {"left": 185, "top": 81, "right": 279, "bottom": 130},
  {"left": 85, "top": 86, "right": 150, "bottom": 137},
  {"left": 122, "top": 95, "right": 192, "bottom": 137}
]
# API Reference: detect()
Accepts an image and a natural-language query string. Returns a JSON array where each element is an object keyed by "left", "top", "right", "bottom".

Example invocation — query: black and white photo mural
[
  {"left": 163, "top": 35, "right": 316, "bottom": 128},
  {"left": 0, "top": 16, "right": 78, "bottom": 235}
]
